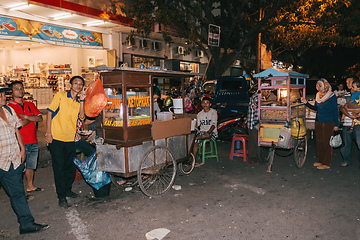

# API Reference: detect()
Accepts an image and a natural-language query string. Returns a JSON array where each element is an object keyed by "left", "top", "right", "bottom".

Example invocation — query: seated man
[{"left": 193, "top": 96, "right": 218, "bottom": 166}]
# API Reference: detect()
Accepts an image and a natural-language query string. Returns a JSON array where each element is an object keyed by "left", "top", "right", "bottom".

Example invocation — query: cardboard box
[
  {"left": 152, "top": 118, "right": 191, "bottom": 140},
  {"left": 174, "top": 113, "right": 197, "bottom": 120}
]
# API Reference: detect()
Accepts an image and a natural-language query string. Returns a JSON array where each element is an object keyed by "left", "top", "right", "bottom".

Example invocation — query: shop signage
[
  {"left": 208, "top": 24, "right": 220, "bottom": 47},
  {"left": 0, "top": 16, "right": 103, "bottom": 49},
  {"left": 49, "top": 69, "right": 72, "bottom": 74}
]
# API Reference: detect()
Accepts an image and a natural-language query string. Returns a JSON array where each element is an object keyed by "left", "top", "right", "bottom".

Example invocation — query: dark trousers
[
  {"left": 248, "top": 128, "right": 258, "bottom": 163},
  {"left": 341, "top": 125, "right": 360, "bottom": 165},
  {"left": 0, "top": 163, "right": 34, "bottom": 228},
  {"left": 315, "top": 121, "right": 335, "bottom": 166},
  {"left": 75, "top": 139, "right": 96, "bottom": 157},
  {"left": 49, "top": 140, "right": 76, "bottom": 199}
]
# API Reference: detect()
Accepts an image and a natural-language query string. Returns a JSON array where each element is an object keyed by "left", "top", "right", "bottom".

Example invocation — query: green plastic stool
[{"left": 199, "top": 139, "right": 219, "bottom": 163}]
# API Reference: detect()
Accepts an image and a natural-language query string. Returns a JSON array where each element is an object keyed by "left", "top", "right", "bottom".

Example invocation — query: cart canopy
[{"left": 254, "top": 68, "right": 309, "bottom": 78}]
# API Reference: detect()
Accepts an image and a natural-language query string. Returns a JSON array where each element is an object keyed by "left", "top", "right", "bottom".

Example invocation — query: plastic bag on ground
[
  {"left": 84, "top": 77, "right": 107, "bottom": 117},
  {"left": 73, "top": 152, "right": 111, "bottom": 190}
]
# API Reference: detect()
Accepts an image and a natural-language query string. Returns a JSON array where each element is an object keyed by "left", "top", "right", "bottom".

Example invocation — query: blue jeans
[
  {"left": 25, "top": 142, "right": 39, "bottom": 170},
  {"left": 341, "top": 125, "right": 360, "bottom": 165},
  {"left": 0, "top": 163, "right": 34, "bottom": 228}
]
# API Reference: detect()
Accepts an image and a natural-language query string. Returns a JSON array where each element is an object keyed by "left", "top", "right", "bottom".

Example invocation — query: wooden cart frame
[{"left": 96, "top": 68, "right": 199, "bottom": 197}]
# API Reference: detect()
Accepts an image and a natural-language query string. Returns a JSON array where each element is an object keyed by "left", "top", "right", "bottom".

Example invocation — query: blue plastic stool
[{"left": 198, "top": 139, "right": 219, "bottom": 163}]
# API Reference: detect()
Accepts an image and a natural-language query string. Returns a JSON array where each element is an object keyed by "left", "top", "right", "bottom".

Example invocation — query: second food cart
[{"left": 254, "top": 68, "right": 309, "bottom": 172}]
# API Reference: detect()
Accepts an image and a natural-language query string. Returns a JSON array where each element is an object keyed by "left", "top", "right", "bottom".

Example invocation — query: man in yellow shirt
[{"left": 46, "top": 76, "right": 86, "bottom": 208}]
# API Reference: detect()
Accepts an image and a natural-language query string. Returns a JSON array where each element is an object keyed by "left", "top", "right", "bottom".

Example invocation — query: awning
[{"left": 254, "top": 68, "right": 309, "bottom": 78}]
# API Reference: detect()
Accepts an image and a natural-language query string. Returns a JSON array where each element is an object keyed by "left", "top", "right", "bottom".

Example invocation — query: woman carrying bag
[{"left": 301, "top": 78, "right": 339, "bottom": 169}]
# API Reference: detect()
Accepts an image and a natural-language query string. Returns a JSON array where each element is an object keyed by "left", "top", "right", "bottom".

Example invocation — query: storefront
[{"left": 0, "top": 0, "right": 132, "bottom": 108}]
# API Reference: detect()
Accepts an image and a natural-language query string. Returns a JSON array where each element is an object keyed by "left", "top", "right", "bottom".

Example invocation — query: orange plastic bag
[{"left": 84, "top": 77, "right": 107, "bottom": 117}]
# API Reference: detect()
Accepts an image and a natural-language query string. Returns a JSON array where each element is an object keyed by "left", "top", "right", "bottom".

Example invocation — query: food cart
[
  {"left": 95, "top": 67, "right": 198, "bottom": 197},
  {"left": 254, "top": 68, "right": 309, "bottom": 172}
]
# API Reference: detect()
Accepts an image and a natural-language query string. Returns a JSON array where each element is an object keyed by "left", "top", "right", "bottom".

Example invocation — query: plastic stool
[
  {"left": 199, "top": 139, "right": 219, "bottom": 163},
  {"left": 229, "top": 134, "right": 248, "bottom": 162}
]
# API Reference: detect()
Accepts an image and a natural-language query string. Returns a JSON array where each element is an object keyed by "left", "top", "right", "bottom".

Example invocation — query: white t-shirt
[{"left": 197, "top": 108, "right": 218, "bottom": 135}]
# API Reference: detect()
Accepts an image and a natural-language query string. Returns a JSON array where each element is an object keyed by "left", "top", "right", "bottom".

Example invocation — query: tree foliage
[
  {"left": 125, "top": 0, "right": 293, "bottom": 79},
  {"left": 263, "top": 0, "right": 360, "bottom": 78},
  {"left": 124, "top": 0, "right": 360, "bottom": 79}
]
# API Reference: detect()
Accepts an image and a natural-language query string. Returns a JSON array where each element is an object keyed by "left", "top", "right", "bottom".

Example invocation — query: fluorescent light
[
  {"left": 86, "top": 20, "right": 105, "bottom": 26},
  {"left": 9, "top": 3, "right": 29, "bottom": 11},
  {"left": 53, "top": 13, "right": 73, "bottom": 20}
]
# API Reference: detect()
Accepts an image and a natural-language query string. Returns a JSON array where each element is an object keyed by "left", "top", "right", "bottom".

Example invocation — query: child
[
  {"left": 193, "top": 96, "right": 218, "bottom": 166},
  {"left": 344, "top": 80, "right": 360, "bottom": 133}
]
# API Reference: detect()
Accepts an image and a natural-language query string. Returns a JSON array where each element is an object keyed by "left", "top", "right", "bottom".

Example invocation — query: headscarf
[{"left": 316, "top": 78, "right": 334, "bottom": 103}]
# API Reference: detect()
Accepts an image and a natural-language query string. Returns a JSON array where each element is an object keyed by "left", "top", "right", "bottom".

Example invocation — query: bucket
[
  {"left": 191, "top": 119, "right": 197, "bottom": 131},
  {"left": 172, "top": 98, "right": 183, "bottom": 114},
  {"left": 174, "top": 108, "right": 183, "bottom": 114},
  {"left": 173, "top": 99, "right": 183, "bottom": 108},
  {"left": 157, "top": 112, "right": 173, "bottom": 121},
  {"left": 93, "top": 183, "right": 111, "bottom": 198}
]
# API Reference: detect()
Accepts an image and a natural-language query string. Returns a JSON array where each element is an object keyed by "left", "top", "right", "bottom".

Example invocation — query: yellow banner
[{"left": 104, "top": 118, "right": 151, "bottom": 127}]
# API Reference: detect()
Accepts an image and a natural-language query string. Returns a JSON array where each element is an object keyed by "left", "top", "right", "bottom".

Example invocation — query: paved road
[{"left": 1, "top": 130, "right": 360, "bottom": 239}]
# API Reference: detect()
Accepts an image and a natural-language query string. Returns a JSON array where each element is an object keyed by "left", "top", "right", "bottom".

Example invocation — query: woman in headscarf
[{"left": 302, "top": 78, "right": 339, "bottom": 169}]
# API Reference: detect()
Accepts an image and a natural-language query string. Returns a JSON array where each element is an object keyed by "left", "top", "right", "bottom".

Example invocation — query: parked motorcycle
[{"left": 217, "top": 109, "right": 248, "bottom": 142}]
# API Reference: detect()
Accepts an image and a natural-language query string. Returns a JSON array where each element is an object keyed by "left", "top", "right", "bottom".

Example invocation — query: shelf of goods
[{"left": 25, "top": 88, "right": 53, "bottom": 109}]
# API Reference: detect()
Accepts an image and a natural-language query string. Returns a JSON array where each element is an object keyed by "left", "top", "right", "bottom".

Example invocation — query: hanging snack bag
[{"left": 84, "top": 77, "right": 107, "bottom": 117}]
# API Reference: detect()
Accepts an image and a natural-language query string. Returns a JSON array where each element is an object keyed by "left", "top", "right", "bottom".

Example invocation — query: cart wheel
[
  {"left": 257, "top": 146, "right": 271, "bottom": 164},
  {"left": 138, "top": 146, "right": 177, "bottom": 197},
  {"left": 293, "top": 137, "right": 307, "bottom": 168},
  {"left": 110, "top": 175, "right": 138, "bottom": 189},
  {"left": 178, "top": 153, "right": 195, "bottom": 175}
]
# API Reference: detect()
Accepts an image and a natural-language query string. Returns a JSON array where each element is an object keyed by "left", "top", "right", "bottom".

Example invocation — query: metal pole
[{"left": 256, "top": 7, "right": 263, "bottom": 73}]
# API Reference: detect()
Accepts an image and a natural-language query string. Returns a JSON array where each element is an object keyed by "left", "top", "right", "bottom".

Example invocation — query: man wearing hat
[
  {"left": 247, "top": 83, "right": 277, "bottom": 165},
  {"left": 0, "top": 86, "right": 48, "bottom": 234}
]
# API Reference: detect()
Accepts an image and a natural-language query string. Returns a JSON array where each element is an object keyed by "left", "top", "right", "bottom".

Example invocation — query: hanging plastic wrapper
[
  {"left": 84, "top": 77, "right": 108, "bottom": 117},
  {"left": 73, "top": 152, "right": 111, "bottom": 190},
  {"left": 329, "top": 132, "right": 342, "bottom": 148}
]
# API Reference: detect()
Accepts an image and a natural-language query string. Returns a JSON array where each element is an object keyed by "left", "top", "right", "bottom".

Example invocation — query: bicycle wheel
[
  {"left": 257, "top": 146, "right": 271, "bottom": 164},
  {"left": 138, "top": 146, "right": 177, "bottom": 197},
  {"left": 178, "top": 153, "right": 195, "bottom": 175},
  {"left": 293, "top": 137, "right": 307, "bottom": 168}
]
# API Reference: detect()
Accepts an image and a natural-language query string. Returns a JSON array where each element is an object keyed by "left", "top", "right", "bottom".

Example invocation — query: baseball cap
[
  {"left": 0, "top": 86, "right": 9, "bottom": 93},
  {"left": 201, "top": 96, "right": 212, "bottom": 102}
]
